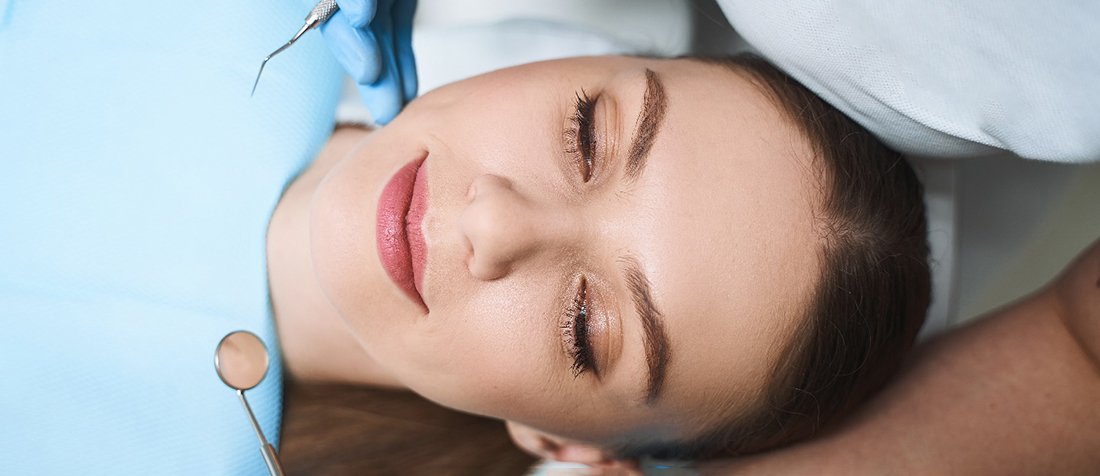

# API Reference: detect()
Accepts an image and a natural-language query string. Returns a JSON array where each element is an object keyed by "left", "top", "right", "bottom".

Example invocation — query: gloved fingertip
[
  {"left": 373, "top": 110, "right": 397, "bottom": 125},
  {"left": 335, "top": 0, "right": 377, "bottom": 28},
  {"left": 359, "top": 84, "right": 401, "bottom": 125},
  {"left": 400, "top": 66, "right": 418, "bottom": 103},
  {"left": 321, "top": 16, "right": 382, "bottom": 84},
  {"left": 359, "top": 45, "right": 383, "bottom": 85}
]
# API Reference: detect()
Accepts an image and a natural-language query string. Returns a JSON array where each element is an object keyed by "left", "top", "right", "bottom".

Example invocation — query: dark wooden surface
[{"left": 281, "top": 380, "right": 538, "bottom": 475}]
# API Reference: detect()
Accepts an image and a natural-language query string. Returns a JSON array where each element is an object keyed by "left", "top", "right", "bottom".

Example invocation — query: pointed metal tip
[
  {"left": 251, "top": 26, "right": 305, "bottom": 97},
  {"left": 250, "top": 58, "right": 269, "bottom": 97}
]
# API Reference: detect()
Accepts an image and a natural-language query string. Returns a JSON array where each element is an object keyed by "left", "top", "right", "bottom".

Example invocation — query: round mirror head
[{"left": 215, "top": 330, "right": 270, "bottom": 391}]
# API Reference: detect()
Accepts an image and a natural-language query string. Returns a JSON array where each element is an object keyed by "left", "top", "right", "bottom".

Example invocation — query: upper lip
[
  {"left": 375, "top": 154, "right": 430, "bottom": 312},
  {"left": 407, "top": 156, "right": 429, "bottom": 307}
]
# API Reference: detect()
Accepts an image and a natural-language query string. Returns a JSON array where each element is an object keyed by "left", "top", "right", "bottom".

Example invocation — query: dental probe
[{"left": 250, "top": 0, "right": 339, "bottom": 96}]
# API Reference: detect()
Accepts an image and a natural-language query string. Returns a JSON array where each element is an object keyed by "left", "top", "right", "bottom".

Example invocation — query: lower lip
[{"left": 376, "top": 156, "right": 429, "bottom": 310}]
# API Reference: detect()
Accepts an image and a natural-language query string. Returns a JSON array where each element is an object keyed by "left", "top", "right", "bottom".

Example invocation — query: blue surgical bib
[{"left": 0, "top": 0, "right": 343, "bottom": 473}]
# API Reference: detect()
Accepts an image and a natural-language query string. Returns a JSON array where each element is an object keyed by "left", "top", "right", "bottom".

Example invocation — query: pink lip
[{"left": 376, "top": 155, "right": 429, "bottom": 311}]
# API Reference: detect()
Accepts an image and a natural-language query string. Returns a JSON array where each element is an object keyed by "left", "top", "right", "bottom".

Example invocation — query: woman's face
[{"left": 309, "top": 56, "right": 821, "bottom": 446}]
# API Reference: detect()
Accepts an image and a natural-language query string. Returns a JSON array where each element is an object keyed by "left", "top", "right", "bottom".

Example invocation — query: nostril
[
  {"left": 468, "top": 257, "right": 508, "bottom": 281},
  {"left": 469, "top": 174, "right": 513, "bottom": 199},
  {"left": 466, "top": 181, "right": 477, "bottom": 202}
]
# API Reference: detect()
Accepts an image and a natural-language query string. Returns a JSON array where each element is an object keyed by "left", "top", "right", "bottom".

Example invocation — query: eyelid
[
  {"left": 559, "top": 274, "right": 596, "bottom": 378},
  {"left": 560, "top": 88, "right": 620, "bottom": 189},
  {"left": 559, "top": 272, "right": 621, "bottom": 381},
  {"left": 576, "top": 276, "right": 597, "bottom": 376},
  {"left": 590, "top": 91, "right": 621, "bottom": 185},
  {"left": 583, "top": 94, "right": 600, "bottom": 182},
  {"left": 585, "top": 284, "right": 615, "bottom": 378},
  {"left": 565, "top": 90, "right": 599, "bottom": 182}
]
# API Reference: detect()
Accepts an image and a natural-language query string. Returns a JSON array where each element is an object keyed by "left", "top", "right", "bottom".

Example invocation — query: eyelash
[
  {"left": 564, "top": 89, "right": 599, "bottom": 182},
  {"left": 561, "top": 277, "right": 597, "bottom": 378},
  {"left": 560, "top": 90, "right": 599, "bottom": 378}
]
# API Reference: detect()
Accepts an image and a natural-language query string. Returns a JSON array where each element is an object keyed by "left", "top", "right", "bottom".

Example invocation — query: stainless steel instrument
[
  {"left": 251, "top": 0, "right": 339, "bottom": 96},
  {"left": 215, "top": 331, "right": 284, "bottom": 476}
]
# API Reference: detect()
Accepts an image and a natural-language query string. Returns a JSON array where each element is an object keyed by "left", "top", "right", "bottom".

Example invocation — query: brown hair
[
  {"left": 620, "top": 54, "right": 931, "bottom": 460},
  {"left": 280, "top": 380, "right": 536, "bottom": 474}
]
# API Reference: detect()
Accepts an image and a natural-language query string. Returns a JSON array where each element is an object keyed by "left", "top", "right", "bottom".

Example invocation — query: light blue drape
[{"left": 0, "top": 0, "right": 343, "bottom": 473}]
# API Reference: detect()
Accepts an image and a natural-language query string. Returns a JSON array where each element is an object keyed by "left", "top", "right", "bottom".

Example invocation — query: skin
[{"left": 267, "top": 56, "right": 822, "bottom": 455}]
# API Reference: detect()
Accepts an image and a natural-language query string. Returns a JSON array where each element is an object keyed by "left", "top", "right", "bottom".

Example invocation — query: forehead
[{"left": 627, "top": 59, "right": 822, "bottom": 428}]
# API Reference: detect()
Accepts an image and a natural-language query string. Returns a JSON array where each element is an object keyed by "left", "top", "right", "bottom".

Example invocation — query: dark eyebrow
[
  {"left": 624, "top": 69, "right": 668, "bottom": 182},
  {"left": 620, "top": 255, "right": 671, "bottom": 404}
]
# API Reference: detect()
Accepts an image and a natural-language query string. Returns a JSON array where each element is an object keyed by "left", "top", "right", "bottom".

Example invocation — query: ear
[{"left": 505, "top": 421, "right": 641, "bottom": 472}]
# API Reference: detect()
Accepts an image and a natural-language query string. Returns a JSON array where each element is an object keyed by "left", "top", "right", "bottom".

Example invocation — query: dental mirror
[
  {"left": 215, "top": 330, "right": 285, "bottom": 476},
  {"left": 215, "top": 330, "right": 269, "bottom": 390}
]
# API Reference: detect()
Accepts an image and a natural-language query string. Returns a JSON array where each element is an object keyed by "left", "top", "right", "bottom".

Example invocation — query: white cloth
[
  {"left": 716, "top": 0, "right": 1100, "bottom": 162},
  {"left": 336, "top": 0, "right": 692, "bottom": 125}
]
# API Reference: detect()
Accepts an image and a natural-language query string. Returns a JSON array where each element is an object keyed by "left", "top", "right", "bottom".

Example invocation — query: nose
[{"left": 461, "top": 174, "right": 573, "bottom": 280}]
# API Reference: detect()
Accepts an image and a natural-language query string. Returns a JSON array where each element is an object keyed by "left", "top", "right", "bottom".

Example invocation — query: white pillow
[{"left": 716, "top": 0, "right": 1100, "bottom": 163}]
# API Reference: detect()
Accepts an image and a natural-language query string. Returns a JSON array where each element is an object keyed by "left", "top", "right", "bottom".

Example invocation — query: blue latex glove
[{"left": 321, "top": 0, "right": 417, "bottom": 124}]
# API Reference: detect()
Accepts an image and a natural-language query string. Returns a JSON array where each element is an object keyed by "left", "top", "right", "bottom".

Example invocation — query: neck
[{"left": 267, "top": 126, "right": 403, "bottom": 388}]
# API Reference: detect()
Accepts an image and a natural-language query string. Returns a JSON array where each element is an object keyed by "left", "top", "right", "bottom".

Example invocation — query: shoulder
[{"left": 1052, "top": 238, "right": 1100, "bottom": 369}]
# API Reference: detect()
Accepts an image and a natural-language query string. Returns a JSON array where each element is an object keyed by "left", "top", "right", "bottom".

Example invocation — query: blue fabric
[{"left": 0, "top": 0, "right": 343, "bottom": 473}]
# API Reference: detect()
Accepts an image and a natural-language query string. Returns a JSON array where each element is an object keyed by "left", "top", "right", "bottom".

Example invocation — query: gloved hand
[{"left": 321, "top": 0, "right": 417, "bottom": 124}]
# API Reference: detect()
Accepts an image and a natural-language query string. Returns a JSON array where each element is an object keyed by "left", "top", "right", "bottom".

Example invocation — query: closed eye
[
  {"left": 561, "top": 276, "right": 597, "bottom": 377},
  {"left": 564, "top": 89, "right": 599, "bottom": 182}
]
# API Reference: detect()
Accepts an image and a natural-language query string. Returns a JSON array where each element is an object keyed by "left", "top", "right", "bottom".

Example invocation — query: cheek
[
  {"left": 409, "top": 78, "right": 567, "bottom": 178},
  {"left": 397, "top": 282, "right": 566, "bottom": 419},
  {"left": 309, "top": 156, "right": 382, "bottom": 319}
]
